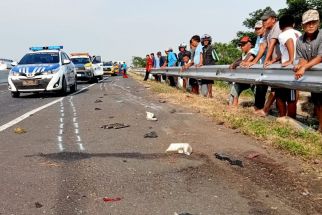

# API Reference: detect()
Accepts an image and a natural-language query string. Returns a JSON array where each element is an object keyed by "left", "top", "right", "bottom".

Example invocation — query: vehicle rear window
[{"left": 19, "top": 53, "right": 59, "bottom": 65}]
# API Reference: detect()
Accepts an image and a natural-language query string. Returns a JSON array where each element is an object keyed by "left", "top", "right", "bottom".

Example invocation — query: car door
[
  {"left": 61, "top": 52, "right": 74, "bottom": 85},
  {"left": 92, "top": 56, "right": 104, "bottom": 76}
]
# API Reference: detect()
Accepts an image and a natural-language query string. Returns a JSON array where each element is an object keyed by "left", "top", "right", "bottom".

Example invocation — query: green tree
[
  {"left": 278, "top": 0, "right": 309, "bottom": 30},
  {"left": 242, "top": 6, "right": 273, "bottom": 29},
  {"left": 214, "top": 42, "right": 241, "bottom": 65},
  {"left": 132, "top": 56, "right": 146, "bottom": 68}
]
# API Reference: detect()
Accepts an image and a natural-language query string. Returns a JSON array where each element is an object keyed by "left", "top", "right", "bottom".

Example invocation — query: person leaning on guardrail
[
  {"left": 294, "top": 9, "right": 322, "bottom": 133},
  {"left": 228, "top": 36, "right": 256, "bottom": 107},
  {"left": 274, "top": 14, "right": 302, "bottom": 119},
  {"left": 201, "top": 34, "right": 219, "bottom": 98},
  {"left": 240, "top": 20, "right": 268, "bottom": 111},
  {"left": 177, "top": 43, "right": 191, "bottom": 91},
  {"left": 255, "top": 10, "right": 282, "bottom": 117}
]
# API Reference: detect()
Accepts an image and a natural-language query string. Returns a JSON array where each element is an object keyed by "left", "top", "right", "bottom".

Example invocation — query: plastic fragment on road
[
  {"left": 95, "top": 108, "right": 102, "bottom": 111},
  {"left": 174, "top": 213, "right": 194, "bottom": 215},
  {"left": 166, "top": 143, "right": 192, "bottom": 156},
  {"left": 103, "top": 197, "right": 122, "bottom": 202},
  {"left": 146, "top": 112, "right": 158, "bottom": 121},
  {"left": 215, "top": 153, "right": 244, "bottom": 168},
  {"left": 144, "top": 131, "right": 158, "bottom": 138},
  {"left": 101, "top": 123, "right": 130, "bottom": 129},
  {"left": 14, "top": 127, "right": 27, "bottom": 134}
]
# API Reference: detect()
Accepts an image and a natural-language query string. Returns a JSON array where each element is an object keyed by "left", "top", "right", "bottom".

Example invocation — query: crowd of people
[{"left": 143, "top": 9, "right": 322, "bottom": 133}]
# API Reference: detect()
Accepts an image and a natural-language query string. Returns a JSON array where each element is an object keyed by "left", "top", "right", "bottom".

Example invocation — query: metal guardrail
[{"left": 130, "top": 64, "right": 322, "bottom": 93}]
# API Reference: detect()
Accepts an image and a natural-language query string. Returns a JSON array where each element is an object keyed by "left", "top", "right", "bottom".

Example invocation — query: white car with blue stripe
[{"left": 8, "top": 46, "right": 77, "bottom": 98}]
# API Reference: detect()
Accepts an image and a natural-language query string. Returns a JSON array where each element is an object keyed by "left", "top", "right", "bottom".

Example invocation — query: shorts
[
  {"left": 275, "top": 88, "right": 296, "bottom": 102},
  {"left": 201, "top": 79, "right": 214, "bottom": 85},
  {"left": 189, "top": 78, "right": 198, "bottom": 86},
  {"left": 230, "top": 83, "right": 252, "bottom": 98},
  {"left": 311, "top": 93, "right": 322, "bottom": 106}
]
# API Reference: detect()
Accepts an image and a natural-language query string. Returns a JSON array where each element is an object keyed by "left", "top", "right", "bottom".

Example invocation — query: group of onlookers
[{"left": 144, "top": 9, "right": 322, "bottom": 133}]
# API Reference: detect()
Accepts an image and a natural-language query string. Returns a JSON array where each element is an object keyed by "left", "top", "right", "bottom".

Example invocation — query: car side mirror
[
  {"left": 11, "top": 62, "right": 18, "bottom": 67},
  {"left": 63, "top": 59, "right": 71, "bottom": 65}
]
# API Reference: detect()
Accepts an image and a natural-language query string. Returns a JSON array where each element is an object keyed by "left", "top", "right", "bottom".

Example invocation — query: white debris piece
[
  {"left": 166, "top": 143, "right": 192, "bottom": 156},
  {"left": 146, "top": 112, "right": 158, "bottom": 121}
]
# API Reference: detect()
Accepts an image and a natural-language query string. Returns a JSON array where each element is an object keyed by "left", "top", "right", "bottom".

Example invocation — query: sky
[{"left": 0, "top": 0, "right": 287, "bottom": 64}]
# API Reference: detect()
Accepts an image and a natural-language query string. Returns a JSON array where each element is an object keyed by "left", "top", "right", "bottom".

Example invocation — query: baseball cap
[
  {"left": 254, "top": 20, "right": 263, "bottom": 28},
  {"left": 238, "top": 36, "right": 252, "bottom": 46},
  {"left": 302, "top": 9, "right": 320, "bottom": 24},
  {"left": 261, "top": 10, "right": 277, "bottom": 21}
]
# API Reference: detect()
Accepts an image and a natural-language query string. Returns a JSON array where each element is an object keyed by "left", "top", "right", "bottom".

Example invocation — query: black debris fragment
[
  {"left": 214, "top": 153, "right": 244, "bottom": 167},
  {"left": 94, "top": 99, "right": 103, "bottom": 103},
  {"left": 170, "top": 109, "right": 176, "bottom": 114},
  {"left": 95, "top": 108, "right": 102, "bottom": 111},
  {"left": 35, "top": 202, "right": 43, "bottom": 208},
  {"left": 101, "top": 123, "right": 130, "bottom": 129},
  {"left": 144, "top": 131, "right": 158, "bottom": 138}
]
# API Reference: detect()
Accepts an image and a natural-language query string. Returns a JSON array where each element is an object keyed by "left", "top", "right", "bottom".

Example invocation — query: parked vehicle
[{"left": 8, "top": 46, "right": 77, "bottom": 98}]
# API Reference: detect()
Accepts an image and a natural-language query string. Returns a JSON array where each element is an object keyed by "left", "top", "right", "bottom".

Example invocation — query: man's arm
[
  {"left": 281, "top": 39, "right": 295, "bottom": 67},
  {"left": 294, "top": 56, "right": 322, "bottom": 79},
  {"left": 264, "top": 38, "right": 279, "bottom": 67},
  {"left": 241, "top": 42, "right": 267, "bottom": 68}
]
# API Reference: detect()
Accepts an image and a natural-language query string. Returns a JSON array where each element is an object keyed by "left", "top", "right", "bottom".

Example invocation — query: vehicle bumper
[
  {"left": 8, "top": 73, "right": 62, "bottom": 93},
  {"left": 76, "top": 69, "right": 93, "bottom": 80}
]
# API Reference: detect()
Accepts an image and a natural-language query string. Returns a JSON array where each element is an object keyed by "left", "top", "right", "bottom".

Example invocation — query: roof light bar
[{"left": 30, "top": 46, "right": 63, "bottom": 51}]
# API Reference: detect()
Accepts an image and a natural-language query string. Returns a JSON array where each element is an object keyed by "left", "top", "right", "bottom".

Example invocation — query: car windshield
[
  {"left": 19, "top": 53, "right": 59, "bottom": 65},
  {"left": 103, "top": 62, "right": 112, "bottom": 66},
  {"left": 71, "top": 58, "right": 90, "bottom": 64}
]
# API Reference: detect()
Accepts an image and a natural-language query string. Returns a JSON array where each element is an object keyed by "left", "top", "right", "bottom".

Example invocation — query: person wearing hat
[
  {"left": 228, "top": 36, "right": 256, "bottom": 107},
  {"left": 162, "top": 48, "right": 177, "bottom": 86},
  {"left": 261, "top": 9, "right": 282, "bottom": 68},
  {"left": 294, "top": 9, "right": 322, "bottom": 133}
]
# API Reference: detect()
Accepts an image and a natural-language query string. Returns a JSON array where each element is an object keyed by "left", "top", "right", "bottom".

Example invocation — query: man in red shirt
[{"left": 144, "top": 54, "right": 153, "bottom": 81}]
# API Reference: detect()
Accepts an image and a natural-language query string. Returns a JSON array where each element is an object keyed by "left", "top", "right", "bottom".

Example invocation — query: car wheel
[
  {"left": 60, "top": 76, "right": 68, "bottom": 96},
  {"left": 70, "top": 80, "right": 77, "bottom": 93},
  {"left": 11, "top": 91, "right": 20, "bottom": 98}
]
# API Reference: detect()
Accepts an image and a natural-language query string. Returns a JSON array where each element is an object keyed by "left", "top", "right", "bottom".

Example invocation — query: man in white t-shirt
[{"left": 276, "top": 14, "right": 302, "bottom": 118}]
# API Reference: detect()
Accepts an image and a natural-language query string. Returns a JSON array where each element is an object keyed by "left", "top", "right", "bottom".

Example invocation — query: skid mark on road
[
  {"left": 111, "top": 83, "right": 162, "bottom": 110},
  {"left": 69, "top": 96, "right": 85, "bottom": 151}
]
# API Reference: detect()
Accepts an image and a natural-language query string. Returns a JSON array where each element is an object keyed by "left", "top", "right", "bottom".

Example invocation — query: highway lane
[
  {"left": 0, "top": 82, "right": 92, "bottom": 128},
  {"left": 0, "top": 76, "right": 320, "bottom": 214}
]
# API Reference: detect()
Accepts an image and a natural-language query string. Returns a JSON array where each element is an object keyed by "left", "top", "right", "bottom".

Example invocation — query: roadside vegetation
[{"left": 131, "top": 72, "right": 322, "bottom": 158}]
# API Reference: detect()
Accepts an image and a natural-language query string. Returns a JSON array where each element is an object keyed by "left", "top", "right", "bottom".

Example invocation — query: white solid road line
[{"left": 0, "top": 79, "right": 106, "bottom": 133}]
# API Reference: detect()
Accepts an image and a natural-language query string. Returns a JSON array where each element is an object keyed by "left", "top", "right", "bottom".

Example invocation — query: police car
[{"left": 8, "top": 46, "right": 77, "bottom": 98}]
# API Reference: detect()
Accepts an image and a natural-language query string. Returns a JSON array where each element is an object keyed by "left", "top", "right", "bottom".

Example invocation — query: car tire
[
  {"left": 60, "top": 76, "right": 68, "bottom": 96},
  {"left": 11, "top": 91, "right": 20, "bottom": 98},
  {"left": 70, "top": 80, "right": 77, "bottom": 93}
]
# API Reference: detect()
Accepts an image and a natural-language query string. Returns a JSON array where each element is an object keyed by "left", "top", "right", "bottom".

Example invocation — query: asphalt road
[{"left": 0, "top": 76, "right": 320, "bottom": 215}]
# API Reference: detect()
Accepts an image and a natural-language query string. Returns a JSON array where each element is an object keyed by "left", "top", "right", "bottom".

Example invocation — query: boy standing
[
  {"left": 275, "top": 15, "right": 301, "bottom": 118},
  {"left": 294, "top": 9, "right": 322, "bottom": 132}
]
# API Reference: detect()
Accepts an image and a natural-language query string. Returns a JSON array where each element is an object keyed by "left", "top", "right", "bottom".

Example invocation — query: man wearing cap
[
  {"left": 229, "top": 36, "right": 256, "bottom": 107},
  {"left": 261, "top": 10, "right": 282, "bottom": 67},
  {"left": 294, "top": 9, "right": 322, "bottom": 133}
]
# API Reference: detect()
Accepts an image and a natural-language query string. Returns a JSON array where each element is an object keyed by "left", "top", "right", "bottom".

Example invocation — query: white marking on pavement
[
  {"left": 58, "top": 143, "right": 64, "bottom": 151},
  {"left": 76, "top": 136, "right": 82, "bottom": 142},
  {"left": 74, "top": 123, "right": 79, "bottom": 128},
  {"left": 60, "top": 123, "right": 64, "bottom": 129},
  {"left": 60, "top": 118, "right": 64, "bottom": 123}
]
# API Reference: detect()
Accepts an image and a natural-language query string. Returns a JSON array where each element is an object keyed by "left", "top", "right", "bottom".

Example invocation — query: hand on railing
[{"left": 294, "top": 66, "right": 305, "bottom": 80}]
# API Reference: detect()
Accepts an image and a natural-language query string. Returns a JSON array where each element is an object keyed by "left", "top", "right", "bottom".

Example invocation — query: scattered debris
[
  {"left": 103, "top": 197, "right": 122, "bottom": 202},
  {"left": 95, "top": 108, "right": 102, "bottom": 111},
  {"left": 170, "top": 109, "right": 176, "bottom": 114},
  {"left": 314, "top": 159, "right": 320, "bottom": 164},
  {"left": 144, "top": 131, "right": 158, "bottom": 138},
  {"left": 108, "top": 116, "right": 115, "bottom": 119},
  {"left": 104, "top": 94, "right": 108, "bottom": 96},
  {"left": 159, "top": 100, "right": 166, "bottom": 103},
  {"left": 99, "top": 97, "right": 104, "bottom": 98},
  {"left": 146, "top": 112, "right": 158, "bottom": 121},
  {"left": 214, "top": 153, "right": 244, "bottom": 167},
  {"left": 216, "top": 121, "right": 224, "bottom": 125},
  {"left": 301, "top": 188, "right": 310, "bottom": 196},
  {"left": 123, "top": 160, "right": 127, "bottom": 163},
  {"left": 101, "top": 123, "right": 130, "bottom": 129},
  {"left": 174, "top": 213, "right": 194, "bottom": 215},
  {"left": 166, "top": 143, "right": 192, "bottom": 156},
  {"left": 35, "top": 202, "right": 43, "bottom": 208},
  {"left": 14, "top": 127, "right": 26, "bottom": 134},
  {"left": 94, "top": 99, "right": 103, "bottom": 103}
]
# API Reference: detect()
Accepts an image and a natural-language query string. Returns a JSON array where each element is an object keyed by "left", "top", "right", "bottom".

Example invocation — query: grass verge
[{"left": 130, "top": 72, "right": 322, "bottom": 158}]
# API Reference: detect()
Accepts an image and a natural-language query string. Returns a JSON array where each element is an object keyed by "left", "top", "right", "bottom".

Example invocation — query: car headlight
[
  {"left": 44, "top": 67, "right": 60, "bottom": 75},
  {"left": 9, "top": 71, "right": 20, "bottom": 76}
]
